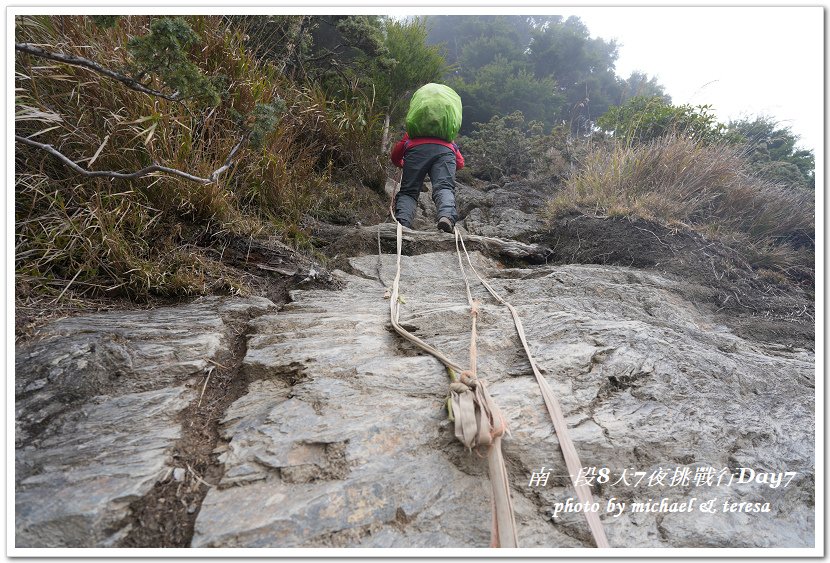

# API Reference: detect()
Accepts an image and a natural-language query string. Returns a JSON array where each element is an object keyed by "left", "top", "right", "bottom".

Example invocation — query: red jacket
[{"left": 390, "top": 133, "right": 465, "bottom": 170}]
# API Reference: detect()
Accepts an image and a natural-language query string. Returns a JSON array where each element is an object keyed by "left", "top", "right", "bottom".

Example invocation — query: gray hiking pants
[{"left": 395, "top": 143, "right": 457, "bottom": 228}]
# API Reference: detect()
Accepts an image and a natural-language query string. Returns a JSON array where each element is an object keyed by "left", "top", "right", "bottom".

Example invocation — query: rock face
[
  {"left": 412, "top": 179, "right": 547, "bottom": 241},
  {"left": 189, "top": 252, "right": 814, "bottom": 548},
  {"left": 14, "top": 297, "right": 276, "bottom": 547},
  {"left": 15, "top": 179, "right": 815, "bottom": 549}
]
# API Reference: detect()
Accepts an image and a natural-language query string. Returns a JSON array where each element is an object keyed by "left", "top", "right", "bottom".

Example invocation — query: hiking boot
[{"left": 437, "top": 216, "right": 454, "bottom": 233}]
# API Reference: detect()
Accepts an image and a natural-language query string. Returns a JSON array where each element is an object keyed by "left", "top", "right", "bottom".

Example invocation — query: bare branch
[
  {"left": 15, "top": 42, "right": 182, "bottom": 102},
  {"left": 16, "top": 134, "right": 248, "bottom": 184},
  {"left": 207, "top": 133, "right": 249, "bottom": 182}
]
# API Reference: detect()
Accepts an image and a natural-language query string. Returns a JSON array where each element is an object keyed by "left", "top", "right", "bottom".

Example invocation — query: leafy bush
[
  {"left": 727, "top": 116, "right": 815, "bottom": 190},
  {"left": 450, "top": 56, "right": 562, "bottom": 132},
  {"left": 457, "top": 112, "right": 533, "bottom": 181},
  {"left": 248, "top": 100, "right": 286, "bottom": 150},
  {"left": 548, "top": 134, "right": 814, "bottom": 281},
  {"left": 456, "top": 111, "right": 580, "bottom": 183},
  {"left": 597, "top": 96, "right": 731, "bottom": 145},
  {"left": 376, "top": 17, "right": 447, "bottom": 144},
  {"left": 127, "top": 17, "right": 220, "bottom": 105},
  {"left": 90, "top": 15, "right": 120, "bottom": 29},
  {"left": 225, "top": 15, "right": 309, "bottom": 69}
]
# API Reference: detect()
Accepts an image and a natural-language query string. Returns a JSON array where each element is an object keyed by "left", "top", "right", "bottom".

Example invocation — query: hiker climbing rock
[{"left": 391, "top": 83, "right": 465, "bottom": 233}]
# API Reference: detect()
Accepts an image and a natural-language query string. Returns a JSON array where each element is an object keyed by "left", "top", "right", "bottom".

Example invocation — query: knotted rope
[
  {"left": 387, "top": 170, "right": 518, "bottom": 547},
  {"left": 455, "top": 227, "right": 610, "bottom": 549},
  {"left": 450, "top": 229, "right": 518, "bottom": 548},
  {"left": 384, "top": 171, "right": 609, "bottom": 548}
]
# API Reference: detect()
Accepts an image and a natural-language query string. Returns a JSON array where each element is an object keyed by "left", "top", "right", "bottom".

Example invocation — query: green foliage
[
  {"left": 727, "top": 116, "right": 814, "bottom": 190},
  {"left": 335, "top": 15, "right": 388, "bottom": 59},
  {"left": 127, "top": 17, "right": 220, "bottom": 105},
  {"left": 754, "top": 161, "right": 810, "bottom": 189},
  {"left": 620, "top": 71, "right": 670, "bottom": 101},
  {"left": 451, "top": 56, "right": 562, "bottom": 131},
  {"left": 225, "top": 15, "right": 310, "bottom": 70},
  {"left": 457, "top": 112, "right": 534, "bottom": 180},
  {"left": 528, "top": 17, "right": 614, "bottom": 83},
  {"left": 458, "top": 33, "right": 524, "bottom": 71},
  {"left": 425, "top": 15, "right": 666, "bottom": 136},
  {"left": 304, "top": 16, "right": 394, "bottom": 93},
  {"left": 426, "top": 15, "right": 532, "bottom": 72},
  {"left": 249, "top": 99, "right": 286, "bottom": 150},
  {"left": 597, "top": 96, "right": 729, "bottom": 145},
  {"left": 457, "top": 111, "right": 576, "bottom": 182},
  {"left": 90, "top": 15, "right": 120, "bottom": 29},
  {"left": 376, "top": 17, "right": 446, "bottom": 121},
  {"left": 528, "top": 14, "right": 622, "bottom": 128}
]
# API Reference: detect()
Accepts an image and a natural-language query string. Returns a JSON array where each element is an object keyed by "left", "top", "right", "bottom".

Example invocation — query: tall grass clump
[
  {"left": 15, "top": 15, "right": 384, "bottom": 302},
  {"left": 548, "top": 134, "right": 815, "bottom": 281}
]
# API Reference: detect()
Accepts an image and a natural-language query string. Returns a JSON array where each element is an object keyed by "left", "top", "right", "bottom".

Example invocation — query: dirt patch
[
  {"left": 115, "top": 315, "right": 255, "bottom": 547},
  {"left": 538, "top": 213, "right": 814, "bottom": 348}
]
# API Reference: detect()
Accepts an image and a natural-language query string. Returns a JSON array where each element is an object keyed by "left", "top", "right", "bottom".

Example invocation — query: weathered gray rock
[
  {"left": 463, "top": 205, "right": 547, "bottom": 240},
  {"left": 15, "top": 296, "right": 275, "bottom": 443},
  {"left": 191, "top": 252, "right": 814, "bottom": 548},
  {"left": 390, "top": 178, "right": 547, "bottom": 241},
  {"left": 457, "top": 179, "right": 550, "bottom": 241},
  {"left": 15, "top": 296, "right": 277, "bottom": 547},
  {"left": 16, "top": 387, "right": 193, "bottom": 547}
]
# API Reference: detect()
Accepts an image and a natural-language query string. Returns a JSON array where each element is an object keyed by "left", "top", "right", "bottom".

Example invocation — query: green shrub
[
  {"left": 249, "top": 99, "right": 286, "bottom": 150},
  {"left": 456, "top": 111, "right": 580, "bottom": 183},
  {"left": 127, "top": 17, "right": 221, "bottom": 105},
  {"left": 597, "top": 96, "right": 731, "bottom": 146},
  {"left": 90, "top": 15, "right": 120, "bottom": 29},
  {"left": 728, "top": 116, "right": 815, "bottom": 190}
]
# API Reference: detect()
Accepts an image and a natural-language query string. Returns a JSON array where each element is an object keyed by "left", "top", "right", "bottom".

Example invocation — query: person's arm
[
  {"left": 453, "top": 143, "right": 465, "bottom": 170},
  {"left": 390, "top": 133, "right": 410, "bottom": 168}
]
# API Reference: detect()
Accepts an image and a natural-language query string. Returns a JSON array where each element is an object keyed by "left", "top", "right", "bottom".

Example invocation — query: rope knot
[
  {"left": 449, "top": 381, "right": 470, "bottom": 394},
  {"left": 459, "top": 370, "right": 478, "bottom": 388},
  {"left": 449, "top": 374, "right": 508, "bottom": 450}
]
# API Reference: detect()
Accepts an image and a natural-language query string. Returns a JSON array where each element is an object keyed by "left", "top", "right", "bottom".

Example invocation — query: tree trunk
[{"left": 381, "top": 112, "right": 391, "bottom": 154}]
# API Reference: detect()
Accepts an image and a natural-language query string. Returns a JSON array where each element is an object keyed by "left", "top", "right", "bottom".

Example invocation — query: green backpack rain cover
[{"left": 405, "top": 83, "right": 462, "bottom": 142}]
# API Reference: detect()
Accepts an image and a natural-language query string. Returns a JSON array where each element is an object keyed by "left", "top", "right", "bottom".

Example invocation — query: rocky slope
[{"left": 14, "top": 179, "right": 815, "bottom": 549}]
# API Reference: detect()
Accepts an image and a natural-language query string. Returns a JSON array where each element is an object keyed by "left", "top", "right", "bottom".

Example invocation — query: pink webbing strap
[
  {"left": 385, "top": 171, "right": 608, "bottom": 548},
  {"left": 455, "top": 233, "right": 610, "bottom": 549},
  {"left": 386, "top": 172, "right": 518, "bottom": 547}
]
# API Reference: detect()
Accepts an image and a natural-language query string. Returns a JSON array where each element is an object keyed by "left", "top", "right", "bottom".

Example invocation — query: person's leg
[
  {"left": 394, "top": 148, "right": 431, "bottom": 228},
  {"left": 428, "top": 149, "right": 458, "bottom": 225}
]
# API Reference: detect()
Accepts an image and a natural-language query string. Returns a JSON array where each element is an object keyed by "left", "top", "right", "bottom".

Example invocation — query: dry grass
[
  {"left": 15, "top": 15, "right": 384, "bottom": 301},
  {"left": 548, "top": 135, "right": 815, "bottom": 281}
]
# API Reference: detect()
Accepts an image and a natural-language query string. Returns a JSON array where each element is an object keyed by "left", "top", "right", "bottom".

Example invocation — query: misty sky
[{"left": 567, "top": 6, "right": 822, "bottom": 153}]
